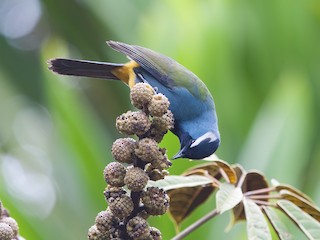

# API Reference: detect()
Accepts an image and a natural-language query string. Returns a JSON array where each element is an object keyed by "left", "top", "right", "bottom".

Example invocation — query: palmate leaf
[
  {"left": 159, "top": 175, "right": 214, "bottom": 226},
  {"left": 262, "top": 206, "right": 293, "bottom": 240},
  {"left": 168, "top": 185, "right": 215, "bottom": 226},
  {"left": 216, "top": 183, "right": 243, "bottom": 214},
  {"left": 279, "top": 189, "right": 320, "bottom": 221},
  {"left": 272, "top": 181, "right": 314, "bottom": 203},
  {"left": 243, "top": 198, "right": 272, "bottom": 240},
  {"left": 147, "top": 175, "right": 213, "bottom": 191},
  {"left": 231, "top": 170, "right": 269, "bottom": 225},
  {"left": 167, "top": 160, "right": 238, "bottom": 226},
  {"left": 185, "top": 160, "right": 237, "bottom": 184},
  {"left": 277, "top": 200, "right": 320, "bottom": 240}
]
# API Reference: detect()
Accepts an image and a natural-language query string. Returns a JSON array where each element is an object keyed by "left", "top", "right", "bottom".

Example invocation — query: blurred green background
[{"left": 0, "top": 0, "right": 319, "bottom": 239}]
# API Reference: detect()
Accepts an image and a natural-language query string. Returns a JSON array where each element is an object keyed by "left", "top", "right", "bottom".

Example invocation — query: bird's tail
[{"left": 48, "top": 58, "right": 124, "bottom": 80}]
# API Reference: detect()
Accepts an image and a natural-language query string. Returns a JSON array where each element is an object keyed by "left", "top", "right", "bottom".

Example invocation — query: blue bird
[{"left": 48, "top": 41, "right": 220, "bottom": 160}]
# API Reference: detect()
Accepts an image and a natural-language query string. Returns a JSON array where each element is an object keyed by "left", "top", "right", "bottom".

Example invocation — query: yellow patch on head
[{"left": 111, "top": 61, "right": 140, "bottom": 88}]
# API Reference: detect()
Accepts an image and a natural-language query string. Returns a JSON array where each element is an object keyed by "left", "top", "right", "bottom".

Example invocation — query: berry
[
  {"left": 147, "top": 127, "right": 166, "bottom": 143},
  {"left": 0, "top": 217, "right": 18, "bottom": 237},
  {"left": 104, "top": 162, "right": 126, "bottom": 187},
  {"left": 104, "top": 186, "right": 126, "bottom": 202},
  {"left": 95, "top": 210, "right": 116, "bottom": 235},
  {"left": 148, "top": 94, "right": 170, "bottom": 117},
  {"left": 151, "top": 154, "right": 172, "bottom": 170},
  {"left": 152, "top": 110, "right": 174, "bottom": 132},
  {"left": 111, "top": 138, "right": 136, "bottom": 163},
  {"left": 124, "top": 167, "right": 149, "bottom": 192},
  {"left": 116, "top": 111, "right": 151, "bottom": 136},
  {"left": 147, "top": 169, "right": 166, "bottom": 181},
  {"left": 130, "top": 83, "right": 155, "bottom": 109},
  {"left": 141, "top": 187, "right": 169, "bottom": 215},
  {"left": 135, "top": 138, "right": 161, "bottom": 163},
  {"left": 150, "top": 227, "right": 162, "bottom": 240},
  {"left": 126, "top": 216, "right": 150, "bottom": 240},
  {"left": 137, "top": 210, "right": 149, "bottom": 220},
  {"left": 0, "top": 223, "right": 13, "bottom": 240},
  {"left": 87, "top": 225, "right": 108, "bottom": 240},
  {"left": 108, "top": 195, "right": 134, "bottom": 218}
]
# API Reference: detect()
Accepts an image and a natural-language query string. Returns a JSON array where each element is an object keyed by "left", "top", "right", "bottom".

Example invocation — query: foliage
[{"left": 164, "top": 160, "right": 320, "bottom": 239}]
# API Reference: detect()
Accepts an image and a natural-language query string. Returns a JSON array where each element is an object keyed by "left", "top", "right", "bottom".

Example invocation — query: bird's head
[{"left": 173, "top": 131, "right": 220, "bottom": 160}]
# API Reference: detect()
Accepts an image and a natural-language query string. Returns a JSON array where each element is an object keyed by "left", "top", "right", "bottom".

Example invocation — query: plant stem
[
  {"left": 244, "top": 187, "right": 276, "bottom": 196},
  {"left": 172, "top": 208, "right": 219, "bottom": 240}
]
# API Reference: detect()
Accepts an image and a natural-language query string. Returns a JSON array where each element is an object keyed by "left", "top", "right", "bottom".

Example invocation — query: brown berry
[
  {"left": 88, "top": 225, "right": 108, "bottom": 240},
  {"left": 104, "top": 186, "right": 126, "bottom": 202},
  {"left": 147, "top": 169, "right": 165, "bottom": 181},
  {"left": 135, "top": 138, "right": 161, "bottom": 163},
  {"left": 0, "top": 223, "right": 13, "bottom": 240},
  {"left": 111, "top": 138, "right": 136, "bottom": 163},
  {"left": 141, "top": 187, "right": 169, "bottom": 215},
  {"left": 95, "top": 210, "right": 116, "bottom": 235},
  {"left": 0, "top": 217, "right": 18, "bottom": 237},
  {"left": 150, "top": 227, "right": 162, "bottom": 240},
  {"left": 108, "top": 195, "right": 134, "bottom": 218},
  {"left": 130, "top": 83, "right": 155, "bottom": 109},
  {"left": 126, "top": 216, "right": 150, "bottom": 240},
  {"left": 116, "top": 111, "right": 151, "bottom": 136},
  {"left": 148, "top": 94, "right": 170, "bottom": 117},
  {"left": 151, "top": 154, "right": 172, "bottom": 170},
  {"left": 124, "top": 167, "right": 149, "bottom": 192},
  {"left": 137, "top": 209, "right": 149, "bottom": 220},
  {"left": 152, "top": 110, "right": 174, "bottom": 132},
  {"left": 147, "top": 127, "right": 166, "bottom": 143},
  {"left": 104, "top": 162, "right": 126, "bottom": 187}
]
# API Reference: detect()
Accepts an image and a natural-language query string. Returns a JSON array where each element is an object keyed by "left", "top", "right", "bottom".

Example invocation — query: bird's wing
[{"left": 107, "top": 41, "right": 175, "bottom": 88}]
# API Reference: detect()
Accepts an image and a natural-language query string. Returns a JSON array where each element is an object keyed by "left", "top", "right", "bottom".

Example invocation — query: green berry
[
  {"left": 126, "top": 216, "right": 150, "bottom": 240},
  {"left": 111, "top": 138, "right": 136, "bottom": 163},
  {"left": 104, "top": 162, "right": 126, "bottom": 187},
  {"left": 124, "top": 167, "right": 149, "bottom": 192},
  {"left": 130, "top": 83, "right": 155, "bottom": 109},
  {"left": 141, "top": 187, "right": 169, "bottom": 216},
  {"left": 108, "top": 195, "right": 134, "bottom": 218},
  {"left": 148, "top": 94, "right": 170, "bottom": 117}
]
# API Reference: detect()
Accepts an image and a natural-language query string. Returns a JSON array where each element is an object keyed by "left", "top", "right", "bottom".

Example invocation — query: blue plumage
[{"left": 48, "top": 41, "right": 220, "bottom": 160}]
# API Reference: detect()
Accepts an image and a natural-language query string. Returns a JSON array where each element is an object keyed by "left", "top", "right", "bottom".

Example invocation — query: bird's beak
[{"left": 172, "top": 149, "right": 185, "bottom": 159}]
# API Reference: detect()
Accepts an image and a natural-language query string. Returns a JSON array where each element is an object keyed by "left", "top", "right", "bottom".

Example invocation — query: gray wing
[{"left": 107, "top": 41, "right": 175, "bottom": 88}]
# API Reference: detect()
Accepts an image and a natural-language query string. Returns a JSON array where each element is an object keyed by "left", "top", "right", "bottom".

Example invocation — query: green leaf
[
  {"left": 277, "top": 200, "right": 320, "bottom": 240},
  {"left": 279, "top": 190, "right": 320, "bottom": 221},
  {"left": 243, "top": 198, "right": 272, "bottom": 240},
  {"left": 262, "top": 206, "right": 293, "bottom": 240},
  {"left": 216, "top": 183, "right": 243, "bottom": 214},
  {"left": 147, "top": 175, "right": 213, "bottom": 191}
]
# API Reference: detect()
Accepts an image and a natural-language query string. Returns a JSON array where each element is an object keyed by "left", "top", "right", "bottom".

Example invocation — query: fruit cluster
[
  {"left": 0, "top": 201, "right": 20, "bottom": 240},
  {"left": 88, "top": 83, "right": 174, "bottom": 240}
]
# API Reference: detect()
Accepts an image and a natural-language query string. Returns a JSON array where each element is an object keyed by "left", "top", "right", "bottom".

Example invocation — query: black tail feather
[{"left": 48, "top": 58, "right": 123, "bottom": 80}]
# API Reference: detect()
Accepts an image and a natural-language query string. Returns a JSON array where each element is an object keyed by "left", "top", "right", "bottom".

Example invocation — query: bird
[{"left": 48, "top": 40, "right": 220, "bottom": 160}]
